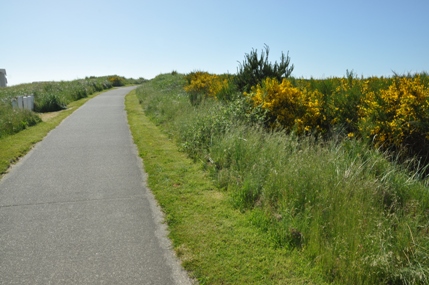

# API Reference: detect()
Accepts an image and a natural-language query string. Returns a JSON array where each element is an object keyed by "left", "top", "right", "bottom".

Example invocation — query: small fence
[{"left": 11, "top": 95, "right": 34, "bottom": 111}]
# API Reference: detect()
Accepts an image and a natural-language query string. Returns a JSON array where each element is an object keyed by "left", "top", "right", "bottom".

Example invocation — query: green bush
[
  {"left": 108, "top": 75, "right": 126, "bottom": 87},
  {"left": 34, "top": 93, "right": 66, "bottom": 112},
  {"left": 235, "top": 44, "right": 294, "bottom": 92}
]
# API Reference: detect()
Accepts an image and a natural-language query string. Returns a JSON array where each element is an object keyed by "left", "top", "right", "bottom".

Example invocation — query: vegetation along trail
[{"left": 0, "top": 87, "right": 191, "bottom": 284}]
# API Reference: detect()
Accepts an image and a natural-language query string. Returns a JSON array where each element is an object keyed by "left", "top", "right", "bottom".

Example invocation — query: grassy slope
[
  {"left": 126, "top": 89, "right": 325, "bottom": 284},
  {"left": 0, "top": 91, "right": 104, "bottom": 177}
]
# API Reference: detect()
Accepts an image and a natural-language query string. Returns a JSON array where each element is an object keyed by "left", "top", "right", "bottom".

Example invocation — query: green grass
[
  {"left": 0, "top": 102, "right": 41, "bottom": 138},
  {"left": 126, "top": 89, "right": 324, "bottom": 284},
  {"left": 0, "top": 91, "right": 105, "bottom": 177},
  {"left": 131, "top": 73, "right": 429, "bottom": 284},
  {"left": 210, "top": 127, "right": 429, "bottom": 284}
]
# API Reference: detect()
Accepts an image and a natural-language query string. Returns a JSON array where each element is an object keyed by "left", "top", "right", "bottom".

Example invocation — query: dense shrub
[
  {"left": 358, "top": 75, "right": 429, "bottom": 159},
  {"left": 184, "top": 72, "right": 236, "bottom": 105},
  {"left": 108, "top": 75, "right": 126, "bottom": 86},
  {"left": 241, "top": 72, "right": 429, "bottom": 166},
  {"left": 245, "top": 77, "right": 325, "bottom": 133}
]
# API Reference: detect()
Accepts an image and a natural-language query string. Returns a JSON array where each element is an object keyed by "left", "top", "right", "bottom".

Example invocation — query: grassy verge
[
  {"left": 130, "top": 73, "right": 429, "bottom": 284},
  {"left": 126, "top": 89, "right": 325, "bottom": 284},
  {"left": 0, "top": 91, "right": 105, "bottom": 177}
]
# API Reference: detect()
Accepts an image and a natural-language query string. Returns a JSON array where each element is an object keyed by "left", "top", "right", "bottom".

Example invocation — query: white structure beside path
[
  {"left": 11, "top": 95, "right": 35, "bottom": 111},
  {"left": 0, "top": 69, "right": 6, "bottom": 87}
]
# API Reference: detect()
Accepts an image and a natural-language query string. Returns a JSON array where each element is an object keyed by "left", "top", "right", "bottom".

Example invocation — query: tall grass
[
  {"left": 136, "top": 73, "right": 429, "bottom": 284},
  {"left": 0, "top": 75, "right": 144, "bottom": 138},
  {"left": 0, "top": 102, "right": 41, "bottom": 138},
  {"left": 210, "top": 126, "right": 429, "bottom": 284}
]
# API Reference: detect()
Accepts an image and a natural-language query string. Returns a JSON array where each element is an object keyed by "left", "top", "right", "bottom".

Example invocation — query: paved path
[{"left": 0, "top": 87, "right": 192, "bottom": 284}]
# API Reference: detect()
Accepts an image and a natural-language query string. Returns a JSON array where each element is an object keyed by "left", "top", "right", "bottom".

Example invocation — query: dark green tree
[{"left": 235, "top": 44, "right": 294, "bottom": 92}]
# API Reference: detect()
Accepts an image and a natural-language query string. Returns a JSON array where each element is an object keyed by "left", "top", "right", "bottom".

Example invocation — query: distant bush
[
  {"left": 108, "top": 75, "right": 126, "bottom": 87},
  {"left": 128, "top": 77, "right": 147, "bottom": 85}
]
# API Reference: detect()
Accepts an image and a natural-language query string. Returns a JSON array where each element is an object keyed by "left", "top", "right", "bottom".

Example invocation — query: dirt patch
[
  {"left": 39, "top": 112, "right": 61, "bottom": 122},
  {"left": 38, "top": 108, "right": 72, "bottom": 122}
]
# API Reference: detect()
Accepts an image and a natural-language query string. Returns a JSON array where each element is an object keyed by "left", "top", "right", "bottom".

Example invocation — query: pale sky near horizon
[{"left": 2, "top": 0, "right": 428, "bottom": 86}]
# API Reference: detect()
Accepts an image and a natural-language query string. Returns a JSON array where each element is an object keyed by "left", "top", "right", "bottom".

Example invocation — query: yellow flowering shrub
[
  {"left": 319, "top": 77, "right": 363, "bottom": 137},
  {"left": 107, "top": 75, "right": 125, "bottom": 87},
  {"left": 184, "top": 72, "right": 229, "bottom": 98},
  {"left": 184, "top": 70, "right": 429, "bottom": 163},
  {"left": 245, "top": 77, "right": 326, "bottom": 133},
  {"left": 299, "top": 88, "right": 325, "bottom": 133},
  {"left": 358, "top": 76, "right": 429, "bottom": 150}
]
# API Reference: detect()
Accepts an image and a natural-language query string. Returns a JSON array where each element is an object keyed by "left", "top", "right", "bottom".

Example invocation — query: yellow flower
[{"left": 184, "top": 72, "right": 231, "bottom": 98}]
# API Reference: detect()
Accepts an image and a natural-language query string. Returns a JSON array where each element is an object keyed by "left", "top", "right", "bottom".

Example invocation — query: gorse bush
[
  {"left": 107, "top": 75, "right": 126, "bottom": 87},
  {"left": 184, "top": 72, "right": 236, "bottom": 105},
  {"left": 240, "top": 72, "right": 429, "bottom": 166},
  {"left": 359, "top": 75, "right": 429, "bottom": 159},
  {"left": 182, "top": 64, "right": 429, "bottom": 166},
  {"left": 245, "top": 77, "right": 325, "bottom": 133}
]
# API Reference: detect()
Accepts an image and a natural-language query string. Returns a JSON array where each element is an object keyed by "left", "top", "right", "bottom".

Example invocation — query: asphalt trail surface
[{"left": 0, "top": 87, "right": 192, "bottom": 284}]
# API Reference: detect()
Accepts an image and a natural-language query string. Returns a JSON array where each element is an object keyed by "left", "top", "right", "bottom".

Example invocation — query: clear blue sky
[{"left": 2, "top": 0, "right": 428, "bottom": 85}]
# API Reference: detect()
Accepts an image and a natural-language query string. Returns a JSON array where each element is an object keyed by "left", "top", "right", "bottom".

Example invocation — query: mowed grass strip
[
  {"left": 126, "top": 90, "right": 323, "bottom": 284},
  {"left": 0, "top": 91, "right": 105, "bottom": 177}
]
